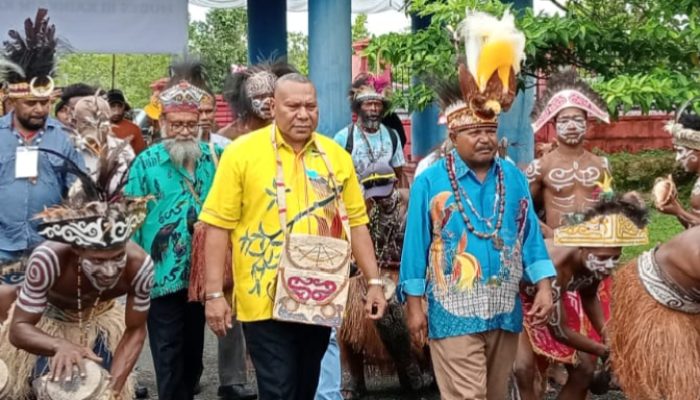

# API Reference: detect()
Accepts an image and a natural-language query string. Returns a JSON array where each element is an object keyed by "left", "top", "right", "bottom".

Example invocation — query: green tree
[
  {"left": 352, "top": 13, "right": 370, "bottom": 41},
  {"left": 368, "top": 0, "right": 700, "bottom": 115},
  {"left": 288, "top": 32, "right": 309, "bottom": 75},
  {"left": 188, "top": 8, "right": 248, "bottom": 93},
  {"left": 56, "top": 53, "right": 170, "bottom": 109}
]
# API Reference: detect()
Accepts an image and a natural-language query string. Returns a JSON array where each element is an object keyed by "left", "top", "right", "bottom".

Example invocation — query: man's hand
[
  {"left": 406, "top": 298, "right": 427, "bottom": 347},
  {"left": 50, "top": 338, "right": 102, "bottom": 383},
  {"left": 657, "top": 197, "right": 682, "bottom": 215},
  {"left": 540, "top": 222, "right": 554, "bottom": 239},
  {"left": 364, "top": 285, "right": 386, "bottom": 320},
  {"left": 205, "top": 297, "right": 232, "bottom": 337},
  {"left": 527, "top": 282, "right": 554, "bottom": 326}
]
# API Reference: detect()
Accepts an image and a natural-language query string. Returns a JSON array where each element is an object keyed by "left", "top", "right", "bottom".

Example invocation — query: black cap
[{"left": 107, "top": 89, "right": 131, "bottom": 111}]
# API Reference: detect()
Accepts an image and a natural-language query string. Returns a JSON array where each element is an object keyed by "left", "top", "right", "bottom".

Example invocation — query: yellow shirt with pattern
[{"left": 199, "top": 125, "right": 369, "bottom": 322}]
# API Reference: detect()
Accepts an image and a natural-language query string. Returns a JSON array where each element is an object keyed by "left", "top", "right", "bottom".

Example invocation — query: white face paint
[
  {"left": 80, "top": 253, "right": 128, "bottom": 291},
  {"left": 583, "top": 253, "right": 620, "bottom": 279},
  {"left": 555, "top": 117, "right": 587, "bottom": 145},
  {"left": 675, "top": 146, "right": 698, "bottom": 172},
  {"left": 251, "top": 96, "right": 273, "bottom": 120}
]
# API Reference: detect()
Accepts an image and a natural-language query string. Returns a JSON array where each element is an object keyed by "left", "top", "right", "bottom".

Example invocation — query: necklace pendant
[{"left": 492, "top": 235, "right": 504, "bottom": 250}]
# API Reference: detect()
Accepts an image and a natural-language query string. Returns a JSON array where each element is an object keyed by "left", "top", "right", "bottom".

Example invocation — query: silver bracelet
[
  {"left": 205, "top": 291, "right": 225, "bottom": 302},
  {"left": 367, "top": 278, "right": 384, "bottom": 287}
]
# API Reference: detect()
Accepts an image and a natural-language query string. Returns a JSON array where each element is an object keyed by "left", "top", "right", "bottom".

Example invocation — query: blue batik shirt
[
  {"left": 0, "top": 113, "right": 84, "bottom": 254},
  {"left": 399, "top": 150, "right": 555, "bottom": 339}
]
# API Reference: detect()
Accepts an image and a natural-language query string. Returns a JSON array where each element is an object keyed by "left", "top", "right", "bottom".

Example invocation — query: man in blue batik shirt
[
  {"left": 0, "top": 11, "right": 84, "bottom": 282},
  {"left": 399, "top": 11, "right": 555, "bottom": 399}
]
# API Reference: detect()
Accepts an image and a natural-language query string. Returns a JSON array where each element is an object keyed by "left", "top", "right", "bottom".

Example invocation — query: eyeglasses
[{"left": 168, "top": 122, "right": 199, "bottom": 132}]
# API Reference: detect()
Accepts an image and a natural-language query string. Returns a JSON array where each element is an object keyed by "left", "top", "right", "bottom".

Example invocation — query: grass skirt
[
  {"left": 610, "top": 260, "right": 700, "bottom": 400},
  {"left": 339, "top": 276, "right": 394, "bottom": 369},
  {"left": 0, "top": 301, "right": 134, "bottom": 400}
]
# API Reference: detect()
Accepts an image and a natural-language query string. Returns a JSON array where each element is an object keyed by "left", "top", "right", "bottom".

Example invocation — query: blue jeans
[
  {"left": 0, "top": 249, "right": 27, "bottom": 285},
  {"left": 315, "top": 329, "right": 342, "bottom": 400}
]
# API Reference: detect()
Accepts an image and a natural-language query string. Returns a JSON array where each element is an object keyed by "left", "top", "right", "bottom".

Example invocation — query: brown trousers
[{"left": 429, "top": 330, "right": 518, "bottom": 400}]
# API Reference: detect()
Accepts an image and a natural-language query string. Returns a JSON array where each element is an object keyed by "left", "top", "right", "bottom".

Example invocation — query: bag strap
[
  {"left": 270, "top": 123, "right": 352, "bottom": 245},
  {"left": 344, "top": 123, "right": 355, "bottom": 154},
  {"left": 388, "top": 126, "right": 400, "bottom": 156},
  {"left": 184, "top": 179, "right": 202, "bottom": 206},
  {"left": 209, "top": 142, "right": 219, "bottom": 168},
  {"left": 185, "top": 144, "right": 219, "bottom": 206}
]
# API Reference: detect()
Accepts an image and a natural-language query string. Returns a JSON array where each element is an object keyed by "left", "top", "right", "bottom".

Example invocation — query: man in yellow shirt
[{"left": 199, "top": 73, "right": 386, "bottom": 400}]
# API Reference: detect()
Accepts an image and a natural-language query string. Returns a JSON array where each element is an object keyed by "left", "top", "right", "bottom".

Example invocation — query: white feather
[
  {"left": 0, "top": 57, "right": 25, "bottom": 82},
  {"left": 457, "top": 9, "right": 526, "bottom": 76}
]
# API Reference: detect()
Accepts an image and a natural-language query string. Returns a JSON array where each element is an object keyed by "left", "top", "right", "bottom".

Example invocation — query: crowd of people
[{"left": 0, "top": 7, "right": 698, "bottom": 400}]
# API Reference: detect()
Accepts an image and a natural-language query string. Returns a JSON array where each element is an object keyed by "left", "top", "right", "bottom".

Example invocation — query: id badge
[{"left": 15, "top": 147, "right": 39, "bottom": 179}]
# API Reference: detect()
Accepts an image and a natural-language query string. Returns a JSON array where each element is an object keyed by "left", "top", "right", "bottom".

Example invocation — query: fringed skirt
[
  {"left": 338, "top": 271, "right": 426, "bottom": 373},
  {"left": 610, "top": 255, "right": 700, "bottom": 400},
  {"left": 0, "top": 301, "right": 134, "bottom": 400}
]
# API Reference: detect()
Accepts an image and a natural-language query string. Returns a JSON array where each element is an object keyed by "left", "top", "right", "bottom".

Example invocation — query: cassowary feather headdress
[
  {"left": 0, "top": 8, "right": 58, "bottom": 100},
  {"left": 34, "top": 148, "right": 149, "bottom": 250}
]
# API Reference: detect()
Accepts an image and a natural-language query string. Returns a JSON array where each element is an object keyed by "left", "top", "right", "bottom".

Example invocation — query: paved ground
[{"left": 136, "top": 329, "right": 626, "bottom": 400}]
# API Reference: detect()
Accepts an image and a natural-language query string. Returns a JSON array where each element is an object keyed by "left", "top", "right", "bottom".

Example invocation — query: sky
[{"left": 188, "top": 1, "right": 564, "bottom": 35}]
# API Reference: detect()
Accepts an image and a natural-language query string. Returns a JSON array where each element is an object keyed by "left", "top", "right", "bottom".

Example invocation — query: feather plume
[
  {"left": 457, "top": 10, "right": 525, "bottom": 92},
  {"left": 679, "top": 112, "right": 700, "bottom": 131},
  {"left": 2, "top": 8, "right": 57, "bottom": 84},
  {"left": 37, "top": 148, "right": 101, "bottom": 202},
  {"left": 168, "top": 58, "right": 212, "bottom": 95},
  {"left": 579, "top": 193, "right": 649, "bottom": 229},
  {"left": 0, "top": 57, "right": 25, "bottom": 82}
]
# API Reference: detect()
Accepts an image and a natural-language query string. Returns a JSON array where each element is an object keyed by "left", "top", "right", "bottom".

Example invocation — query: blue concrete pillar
[
  {"left": 308, "top": 0, "right": 352, "bottom": 137},
  {"left": 411, "top": 13, "right": 445, "bottom": 158},
  {"left": 247, "top": 0, "right": 287, "bottom": 63},
  {"left": 498, "top": 0, "right": 534, "bottom": 167}
]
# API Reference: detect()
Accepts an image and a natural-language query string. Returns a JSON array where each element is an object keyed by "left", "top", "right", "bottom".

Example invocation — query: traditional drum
[{"left": 33, "top": 360, "right": 111, "bottom": 400}]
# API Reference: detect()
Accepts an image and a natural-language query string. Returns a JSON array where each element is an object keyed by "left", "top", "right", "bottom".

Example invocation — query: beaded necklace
[
  {"left": 446, "top": 152, "right": 506, "bottom": 250},
  {"left": 76, "top": 262, "right": 103, "bottom": 347}
]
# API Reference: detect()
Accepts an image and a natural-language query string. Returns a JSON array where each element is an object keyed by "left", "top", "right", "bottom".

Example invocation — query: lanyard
[{"left": 269, "top": 124, "right": 351, "bottom": 244}]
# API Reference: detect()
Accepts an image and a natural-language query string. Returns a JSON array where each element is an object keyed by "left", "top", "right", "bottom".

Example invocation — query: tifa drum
[{"left": 34, "top": 359, "right": 111, "bottom": 400}]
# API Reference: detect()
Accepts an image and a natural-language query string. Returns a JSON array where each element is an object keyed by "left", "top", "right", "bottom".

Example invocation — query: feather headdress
[
  {"left": 531, "top": 68, "right": 610, "bottom": 132},
  {"left": 34, "top": 147, "right": 148, "bottom": 250},
  {"left": 350, "top": 72, "right": 392, "bottom": 108},
  {"left": 443, "top": 9, "right": 525, "bottom": 130},
  {"left": 1, "top": 8, "right": 58, "bottom": 99},
  {"left": 223, "top": 59, "right": 297, "bottom": 122},
  {"left": 158, "top": 59, "right": 211, "bottom": 116},
  {"left": 665, "top": 97, "right": 700, "bottom": 150}
]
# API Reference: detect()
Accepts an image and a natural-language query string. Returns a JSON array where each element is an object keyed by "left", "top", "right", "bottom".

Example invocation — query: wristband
[
  {"left": 367, "top": 278, "right": 384, "bottom": 287},
  {"left": 205, "top": 291, "right": 225, "bottom": 301}
]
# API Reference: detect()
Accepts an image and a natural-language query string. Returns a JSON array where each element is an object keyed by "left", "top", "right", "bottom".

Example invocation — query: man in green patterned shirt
[{"left": 125, "top": 61, "right": 222, "bottom": 400}]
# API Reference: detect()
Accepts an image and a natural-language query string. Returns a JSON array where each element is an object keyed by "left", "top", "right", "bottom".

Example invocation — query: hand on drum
[
  {"left": 205, "top": 296, "right": 232, "bottom": 337},
  {"left": 50, "top": 339, "right": 102, "bottom": 383}
]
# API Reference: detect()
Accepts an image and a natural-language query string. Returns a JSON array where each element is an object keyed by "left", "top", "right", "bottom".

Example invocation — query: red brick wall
[{"left": 534, "top": 115, "right": 673, "bottom": 154}]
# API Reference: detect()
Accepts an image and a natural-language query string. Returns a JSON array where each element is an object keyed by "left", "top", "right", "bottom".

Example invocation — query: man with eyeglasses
[{"left": 125, "top": 61, "right": 222, "bottom": 400}]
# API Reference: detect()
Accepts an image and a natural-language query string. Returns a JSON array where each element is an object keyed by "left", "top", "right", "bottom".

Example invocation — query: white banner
[
  {"left": 0, "top": 0, "right": 188, "bottom": 54},
  {"left": 190, "top": 0, "right": 405, "bottom": 13}
]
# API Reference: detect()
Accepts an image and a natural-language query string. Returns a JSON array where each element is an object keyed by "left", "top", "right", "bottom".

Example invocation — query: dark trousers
[
  {"left": 243, "top": 320, "right": 331, "bottom": 400},
  {"left": 148, "top": 290, "right": 205, "bottom": 400}
]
